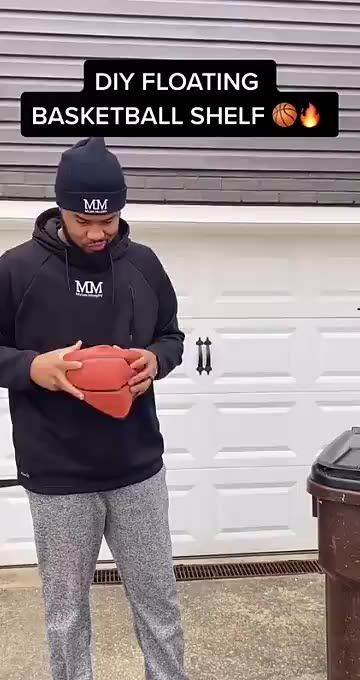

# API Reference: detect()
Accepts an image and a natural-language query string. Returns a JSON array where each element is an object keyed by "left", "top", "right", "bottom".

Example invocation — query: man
[{"left": 0, "top": 137, "right": 189, "bottom": 680}]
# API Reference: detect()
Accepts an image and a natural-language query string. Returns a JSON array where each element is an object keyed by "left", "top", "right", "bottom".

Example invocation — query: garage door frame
[{"left": 0, "top": 200, "right": 360, "bottom": 566}]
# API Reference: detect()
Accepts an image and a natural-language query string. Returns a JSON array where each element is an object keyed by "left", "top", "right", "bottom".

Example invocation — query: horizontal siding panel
[
  {"left": 2, "top": 64, "right": 359, "bottom": 91},
  {"left": 280, "top": 68, "right": 360, "bottom": 90},
  {"left": 0, "top": 57, "right": 82, "bottom": 79},
  {"left": 0, "top": 79, "right": 81, "bottom": 98},
  {"left": 1, "top": 169, "right": 358, "bottom": 182},
  {"left": 0, "top": 101, "right": 19, "bottom": 122},
  {"left": 2, "top": 15, "right": 360, "bottom": 46},
  {"left": 1, "top": 36, "right": 360, "bottom": 68},
  {"left": 2, "top": 38, "right": 360, "bottom": 74},
  {"left": 220, "top": 177, "right": 360, "bottom": 192},
  {"left": 2, "top": 172, "right": 360, "bottom": 191},
  {"left": 2, "top": 58, "right": 360, "bottom": 93},
  {"left": 1, "top": 145, "right": 358, "bottom": 172},
  {"left": 2, "top": 126, "right": 358, "bottom": 152},
  {"left": 1, "top": 80, "right": 84, "bottom": 100},
  {"left": 281, "top": 88, "right": 358, "bottom": 110},
  {"left": 340, "top": 112, "right": 359, "bottom": 131},
  {"left": 2, "top": 185, "right": 360, "bottom": 205},
  {"left": 1, "top": 1, "right": 359, "bottom": 24}
]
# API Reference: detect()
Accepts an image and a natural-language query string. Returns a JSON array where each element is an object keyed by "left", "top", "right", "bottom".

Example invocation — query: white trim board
[{"left": 1, "top": 200, "right": 360, "bottom": 234}]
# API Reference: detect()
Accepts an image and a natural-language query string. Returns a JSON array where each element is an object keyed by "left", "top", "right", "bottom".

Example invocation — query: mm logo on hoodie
[{"left": 75, "top": 280, "right": 103, "bottom": 298}]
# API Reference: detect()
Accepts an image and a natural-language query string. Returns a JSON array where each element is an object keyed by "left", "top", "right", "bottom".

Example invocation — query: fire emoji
[{"left": 300, "top": 102, "right": 320, "bottom": 128}]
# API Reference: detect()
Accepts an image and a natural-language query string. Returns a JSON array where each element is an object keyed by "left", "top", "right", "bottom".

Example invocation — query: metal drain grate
[
  {"left": 93, "top": 559, "right": 322, "bottom": 585},
  {"left": 94, "top": 568, "right": 122, "bottom": 585}
]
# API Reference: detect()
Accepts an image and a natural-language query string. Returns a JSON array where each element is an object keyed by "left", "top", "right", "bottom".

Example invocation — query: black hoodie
[{"left": 0, "top": 207, "right": 184, "bottom": 494}]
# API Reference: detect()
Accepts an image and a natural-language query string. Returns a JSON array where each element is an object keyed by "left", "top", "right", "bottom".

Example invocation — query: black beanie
[{"left": 55, "top": 137, "right": 127, "bottom": 214}]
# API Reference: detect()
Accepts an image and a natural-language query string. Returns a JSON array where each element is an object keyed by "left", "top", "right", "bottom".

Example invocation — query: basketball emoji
[{"left": 272, "top": 102, "right": 297, "bottom": 127}]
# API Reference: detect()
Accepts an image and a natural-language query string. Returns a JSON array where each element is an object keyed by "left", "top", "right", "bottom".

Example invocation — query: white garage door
[{"left": 1, "top": 224, "right": 360, "bottom": 565}]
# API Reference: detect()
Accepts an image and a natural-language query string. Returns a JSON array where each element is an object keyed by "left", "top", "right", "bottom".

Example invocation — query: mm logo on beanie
[{"left": 83, "top": 198, "right": 109, "bottom": 213}]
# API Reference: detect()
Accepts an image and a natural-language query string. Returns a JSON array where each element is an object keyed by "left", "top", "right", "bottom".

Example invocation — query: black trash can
[{"left": 308, "top": 426, "right": 360, "bottom": 680}]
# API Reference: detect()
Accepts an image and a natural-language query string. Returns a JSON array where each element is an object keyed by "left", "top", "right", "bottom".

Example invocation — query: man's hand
[
  {"left": 30, "top": 340, "right": 85, "bottom": 400},
  {"left": 126, "top": 348, "right": 158, "bottom": 397}
]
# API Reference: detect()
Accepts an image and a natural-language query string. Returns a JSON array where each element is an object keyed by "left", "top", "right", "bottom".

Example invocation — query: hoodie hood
[
  {"left": 32, "top": 206, "right": 130, "bottom": 267},
  {"left": 32, "top": 206, "right": 132, "bottom": 307}
]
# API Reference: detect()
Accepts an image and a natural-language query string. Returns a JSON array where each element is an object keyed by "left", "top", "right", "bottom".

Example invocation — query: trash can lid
[{"left": 310, "top": 427, "right": 360, "bottom": 491}]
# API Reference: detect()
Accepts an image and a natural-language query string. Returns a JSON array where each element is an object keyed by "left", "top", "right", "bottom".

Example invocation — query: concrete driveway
[{"left": 0, "top": 567, "right": 326, "bottom": 680}]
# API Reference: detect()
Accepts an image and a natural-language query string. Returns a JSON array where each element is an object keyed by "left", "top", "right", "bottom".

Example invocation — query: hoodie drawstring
[
  {"left": 110, "top": 251, "right": 115, "bottom": 305},
  {"left": 129, "top": 285, "right": 135, "bottom": 345},
  {"left": 64, "top": 248, "right": 71, "bottom": 292}
]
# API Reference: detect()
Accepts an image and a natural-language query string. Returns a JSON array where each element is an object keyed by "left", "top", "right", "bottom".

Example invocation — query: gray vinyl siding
[{"left": 0, "top": 0, "right": 359, "bottom": 205}]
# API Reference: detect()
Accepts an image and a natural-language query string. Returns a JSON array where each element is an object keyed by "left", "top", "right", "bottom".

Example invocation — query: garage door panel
[
  {"left": 0, "top": 468, "right": 316, "bottom": 564},
  {"left": 3, "top": 229, "right": 360, "bottom": 319},
  {"left": 156, "top": 393, "right": 313, "bottom": 469},
  {"left": 212, "top": 319, "right": 360, "bottom": 394},
  {"left": 316, "top": 250, "right": 360, "bottom": 318},
  {"left": 165, "top": 466, "right": 317, "bottom": 557},
  {"left": 1, "top": 390, "right": 358, "bottom": 478},
  {"left": 202, "top": 242, "right": 300, "bottom": 319},
  {"left": 142, "top": 232, "right": 360, "bottom": 319},
  {"left": 316, "top": 325, "right": 360, "bottom": 387},
  {"left": 2, "top": 390, "right": 360, "bottom": 564},
  {"left": 212, "top": 396, "right": 309, "bottom": 468},
  {"left": 211, "top": 466, "right": 316, "bottom": 555},
  {"left": 101, "top": 466, "right": 317, "bottom": 559},
  {"left": 157, "top": 392, "right": 360, "bottom": 470},
  {"left": 225, "top": 235, "right": 360, "bottom": 319},
  {"left": 0, "top": 389, "right": 15, "bottom": 480},
  {"left": 159, "top": 318, "right": 360, "bottom": 394},
  {"left": 211, "top": 322, "right": 300, "bottom": 391},
  {"left": 0, "top": 486, "right": 37, "bottom": 566},
  {"left": 143, "top": 232, "right": 303, "bottom": 319},
  {"left": 319, "top": 256, "right": 360, "bottom": 297},
  {"left": 158, "top": 319, "right": 303, "bottom": 394},
  {"left": 157, "top": 397, "right": 207, "bottom": 469}
]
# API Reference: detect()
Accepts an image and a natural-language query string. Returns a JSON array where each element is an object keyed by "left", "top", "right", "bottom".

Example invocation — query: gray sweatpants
[{"left": 26, "top": 466, "right": 189, "bottom": 680}]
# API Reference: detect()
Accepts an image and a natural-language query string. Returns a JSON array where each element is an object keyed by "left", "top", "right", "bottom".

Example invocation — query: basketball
[
  {"left": 65, "top": 345, "right": 142, "bottom": 418},
  {"left": 272, "top": 102, "right": 297, "bottom": 127}
]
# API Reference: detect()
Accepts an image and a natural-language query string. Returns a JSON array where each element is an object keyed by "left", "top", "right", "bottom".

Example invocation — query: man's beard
[
  {"left": 59, "top": 214, "right": 113, "bottom": 274},
  {"left": 60, "top": 215, "right": 108, "bottom": 254},
  {"left": 60, "top": 215, "right": 83, "bottom": 250}
]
